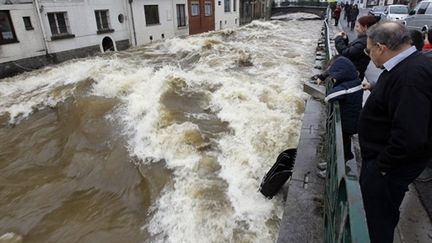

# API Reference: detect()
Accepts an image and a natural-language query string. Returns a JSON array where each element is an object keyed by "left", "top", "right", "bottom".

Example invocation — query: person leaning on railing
[
  {"left": 315, "top": 56, "right": 363, "bottom": 178},
  {"left": 358, "top": 21, "right": 432, "bottom": 243}
]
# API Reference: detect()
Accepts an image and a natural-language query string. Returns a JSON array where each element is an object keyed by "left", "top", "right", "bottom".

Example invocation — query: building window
[
  {"left": 23, "top": 16, "right": 33, "bottom": 30},
  {"left": 176, "top": 4, "right": 186, "bottom": 27},
  {"left": 233, "top": 0, "right": 236, "bottom": 12},
  {"left": 144, "top": 5, "right": 160, "bottom": 25},
  {"left": 191, "top": 2, "right": 200, "bottom": 16},
  {"left": 205, "top": 1, "right": 212, "bottom": 16},
  {"left": 95, "top": 10, "right": 113, "bottom": 33},
  {"left": 0, "top": 10, "right": 18, "bottom": 44},
  {"left": 224, "top": 0, "right": 231, "bottom": 12},
  {"left": 48, "top": 12, "right": 74, "bottom": 39}
]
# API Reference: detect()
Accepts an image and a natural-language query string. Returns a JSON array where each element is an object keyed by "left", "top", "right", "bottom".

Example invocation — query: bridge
[{"left": 271, "top": 1, "right": 329, "bottom": 19}]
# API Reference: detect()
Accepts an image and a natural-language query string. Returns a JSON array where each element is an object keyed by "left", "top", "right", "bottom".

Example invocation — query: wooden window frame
[
  {"left": 205, "top": 1, "right": 213, "bottom": 16},
  {"left": 191, "top": 2, "right": 200, "bottom": 17}
]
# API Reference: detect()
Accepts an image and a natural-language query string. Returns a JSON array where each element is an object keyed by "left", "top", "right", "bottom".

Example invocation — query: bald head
[{"left": 366, "top": 21, "right": 411, "bottom": 50}]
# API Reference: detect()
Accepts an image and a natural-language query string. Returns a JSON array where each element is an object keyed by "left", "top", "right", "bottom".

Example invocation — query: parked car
[
  {"left": 369, "top": 5, "right": 386, "bottom": 16},
  {"left": 381, "top": 4, "right": 409, "bottom": 21},
  {"left": 403, "top": 0, "right": 432, "bottom": 32}
]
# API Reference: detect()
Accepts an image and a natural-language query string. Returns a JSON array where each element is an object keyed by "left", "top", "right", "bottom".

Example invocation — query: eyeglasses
[
  {"left": 364, "top": 43, "right": 382, "bottom": 57},
  {"left": 363, "top": 48, "right": 370, "bottom": 56}
]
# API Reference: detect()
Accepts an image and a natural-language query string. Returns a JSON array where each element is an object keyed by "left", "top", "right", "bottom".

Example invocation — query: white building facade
[
  {"left": 1, "top": 0, "right": 249, "bottom": 78},
  {"left": 1, "top": 0, "right": 45, "bottom": 63},
  {"left": 215, "top": 0, "right": 240, "bottom": 30},
  {"left": 128, "top": 0, "right": 189, "bottom": 46},
  {"left": 37, "top": 0, "right": 131, "bottom": 53},
  {"left": 0, "top": 0, "right": 132, "bottom": 77}
]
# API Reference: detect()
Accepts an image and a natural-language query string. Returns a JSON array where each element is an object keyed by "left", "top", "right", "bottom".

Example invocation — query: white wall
[
  {"left": 0, "top": 3, "right": 45, "bottom": 63},
  {"left": 1, "top": 0, "right": 191, "bottom": 63},
  {"left": 131, "top": 0, "right": 188, "bottom": 46},
  {"left": 215, "top": 0, "right": 240, "bottom": 31},
  {"left": 38, "top": 0, "right": 130, "bottom": 53}
]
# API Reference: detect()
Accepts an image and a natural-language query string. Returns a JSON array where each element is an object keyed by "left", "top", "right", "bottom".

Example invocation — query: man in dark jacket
[
  {"left": 348, "top": 4, "right": 359, "bottom": 30},
  {"left": 344, "top": 2, "right": 351, "bottom": 20},
  {"left": 359, "top": 21, "right": 432, "bottom": 243}
]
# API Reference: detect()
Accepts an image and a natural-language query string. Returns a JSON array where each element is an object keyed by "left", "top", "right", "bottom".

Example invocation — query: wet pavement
[{"left": 338, "top": 9, "right": 432, "bottom": 242}]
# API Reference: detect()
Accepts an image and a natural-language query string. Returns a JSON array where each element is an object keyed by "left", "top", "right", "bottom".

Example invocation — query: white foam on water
[
  {"left": 138, "top": 20, "right": 320, "bottom": 242},
  {"left": 0, "top": 17, "right": 322, "bottom": 242},
  {"left": 0, "top": 57, "right": 115, "bottom": 123},
  {"left": 0, "top": 232, "right": 23, "bottom": 243},
  {"left": 271, "top": 12, "right": 322, "bottom": 20}
]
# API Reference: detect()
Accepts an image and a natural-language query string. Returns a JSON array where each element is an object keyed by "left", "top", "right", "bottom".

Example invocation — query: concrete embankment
[{"left": 277, "top": 26, "right": 328, "bottom": 242}]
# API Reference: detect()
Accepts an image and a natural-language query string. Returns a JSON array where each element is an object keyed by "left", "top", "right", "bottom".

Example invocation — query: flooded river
[{"left": 0, "top": 16, "right": 321, "bottom": 243}]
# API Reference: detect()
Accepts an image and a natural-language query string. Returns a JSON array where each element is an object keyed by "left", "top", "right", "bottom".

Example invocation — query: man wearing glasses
[{"left": 358, "top": 21, "right": 432, "bottom": 243}]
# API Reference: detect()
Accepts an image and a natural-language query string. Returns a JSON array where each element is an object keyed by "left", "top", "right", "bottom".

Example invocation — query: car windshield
[
  {"left": 373, "top": 6, "right": 385, "bottom": 11},
  {"left": 389, "top": 6, "right": 408, "bottom": 14}
]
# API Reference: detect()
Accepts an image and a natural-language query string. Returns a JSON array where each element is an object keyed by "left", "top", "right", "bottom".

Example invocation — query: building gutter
[
  {"left": 128, "top": 0, "right": 137, "bottom": 46},
  {"left": 33, "top": 0, "right": 50, "bottom": 55}
]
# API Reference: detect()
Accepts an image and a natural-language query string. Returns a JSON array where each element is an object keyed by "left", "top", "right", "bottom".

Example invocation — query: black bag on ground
[{"left": 259, "top": 148, "right": 297, "bottom": 199}]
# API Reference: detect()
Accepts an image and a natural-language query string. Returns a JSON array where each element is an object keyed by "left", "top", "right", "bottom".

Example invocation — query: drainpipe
[
  {"left": 34, "top": 0, "right": 50, "bottom": 55},
  {"left": 128, "top": 0, "right": 137, "bottom": 46},
  {"left": 171, "top": 0, "right": 176, "bottom": 35}
]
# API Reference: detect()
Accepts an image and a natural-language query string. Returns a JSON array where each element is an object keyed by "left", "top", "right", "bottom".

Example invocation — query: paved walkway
[{"left": 336, "top": 9, "right": 432, "bottom": 243}]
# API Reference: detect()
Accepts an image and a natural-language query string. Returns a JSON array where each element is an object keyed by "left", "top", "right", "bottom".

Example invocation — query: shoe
[
  {"left": 317, "top": 169, "right": 327, "bottom": 179},
  {"left": 416, "top": 167, "right": 432, "bottom": 182},
  {"left": 317, "top": 162, "right": 327, "bottom": 171}
]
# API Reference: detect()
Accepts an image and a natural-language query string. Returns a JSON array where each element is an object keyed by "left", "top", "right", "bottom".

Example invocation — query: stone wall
[{"left": 0, "top": 39, "right": 130, "bottom": 79}]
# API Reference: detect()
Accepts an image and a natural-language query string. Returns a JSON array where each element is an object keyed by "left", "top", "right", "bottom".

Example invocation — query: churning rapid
[{"left": 0, "top": 16, "right": 321, "bottom": 243}]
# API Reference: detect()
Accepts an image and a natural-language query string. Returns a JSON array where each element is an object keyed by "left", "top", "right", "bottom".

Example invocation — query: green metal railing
[{"left": 322, "top": 8, "right": 370, "bottom": 243}]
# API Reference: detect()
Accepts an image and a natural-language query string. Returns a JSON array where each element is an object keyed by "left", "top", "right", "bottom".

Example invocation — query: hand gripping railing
[{"left": 322, "top": 7, "right": 370, "bottom": 243}]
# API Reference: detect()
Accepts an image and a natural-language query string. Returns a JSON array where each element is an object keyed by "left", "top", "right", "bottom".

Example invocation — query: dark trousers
[
  {"left": 344, "top": 13, "right": 350, "bottom": 20},
  {"left": 342, "top": 132, "right": 354, "bottom": 161},
  {"left": 334, "top": 17, "right": 340, "bottom": 26},
  {"left": 360, "top": 160, "right": 425, "bottom": 243},
  {"left": 350, "top": 20, "right": 356, "bottom": 30}
]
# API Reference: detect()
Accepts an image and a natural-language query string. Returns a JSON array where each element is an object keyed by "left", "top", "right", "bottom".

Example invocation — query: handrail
[{"left": 322, "top": 7, "right": 370, "bottom": 243}]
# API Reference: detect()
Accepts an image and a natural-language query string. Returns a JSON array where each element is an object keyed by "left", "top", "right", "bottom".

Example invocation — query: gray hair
[{"left": 366, "top": 21, "right": 411, "bottom": 50}]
